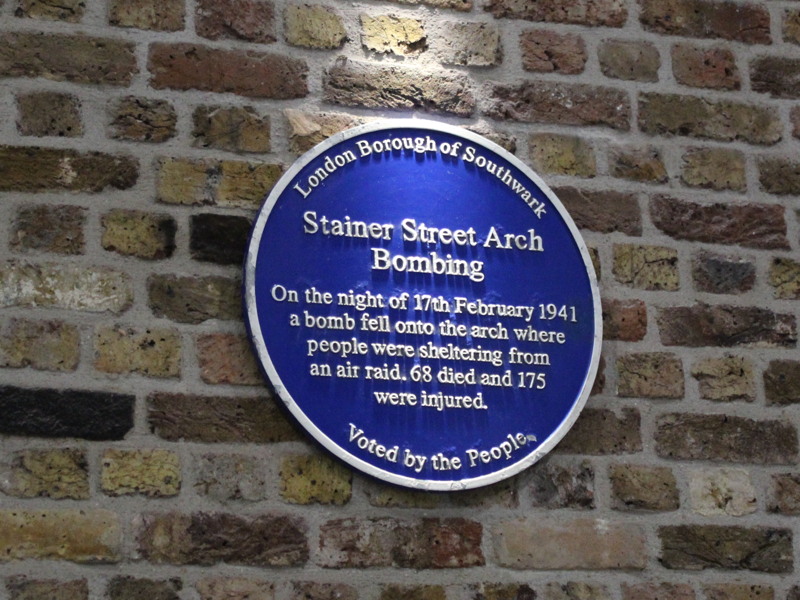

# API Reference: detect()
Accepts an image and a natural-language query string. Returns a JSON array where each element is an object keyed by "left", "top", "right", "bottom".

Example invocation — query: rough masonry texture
[{"left": 1, "top": 0, "right": 800, "bottom": 596}]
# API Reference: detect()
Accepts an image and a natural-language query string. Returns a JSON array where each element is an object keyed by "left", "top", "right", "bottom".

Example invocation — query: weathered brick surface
[
  {"left": 109, "top": 97, "right": 177, "bottom": 143},
  {"left": 0, "top": 448, "right": 89, "bottom": 499},
  {"left": 139, "top": 512, "right": 308, "bottom": 566},
  {"left": 640, "top": 0, "right": 771, "bottom": 44},
  {"left": 786, "top": 10, "right": 800, "bottom": 44},
  {"left": 613, "top": 244, "right": 679, "bottom": 291},
  {"left": 659, "top": 525, "right": 792, "bottom": 572},
  {"left": 148, "top": 393, "right": 300, "bottom": 443},
  {"left": 639, "top": 94, "right": 782, "bottom": 145},
  {"left": 196, "top": 578, "right": 274, "bottom": 600},
  {"left": 196, "top": 333, "right": 263, "bottom": 385},
  {"left": 193, "top": 106, "right": 270, "bottom": 153},
  {"left": 651, "top": 196, "right": 788, "bottom": 250},
  {"left": 542, "top": 582, "right": 610, "bottom": 600},
  {"left": 324, "top": 60, "right": 475, "bottom": 117},
  {"left": 751, "top": 57, "right": 800, "bottom": 99},
  {"left": 493, "top": 518, "right": 646, "bottom": 569},
  {"left": 556, "top": 188, "right": 641, "bottom": 235},
  {"left": 485, "top": 0, "right": 626, "bottom": 26},
  {"left": 764, "top": 360, "right": 800, "bottom": 406},
  {"left": 608, "top": 145, "right": 668, "bottom": 183},
  {"left": 12, "top": 205, "right": 85, "bottom": 255},
  {"left": 769, "top": 257, "right": 800, "bottom": 299},
  {"left": 361, "top": 15, "right": 427, "bottom": 56},
  {"left": 16, "top": 0, "right": 85, "bottom": 22},
  {"left": 520, "top": 30, "right": 586, "bottom": 74},
  {"left": 529, "top": 133, "right": 595, "bottom": 177},
  {"left": 109, "top": 0, "right": 184, "bottom": 31},
  {"left": 286, "top": 110, "right": 362, "bottom": 154},
  {"left": 768, "top": 473, "right": 800, "bottom": 514},
  {"left": 602, "top": 298, "right": 647, "bottom": 342},
  {"left": 0, "top": 32, "right": 137, "bottom": 85},
  {"left": 704, "top": 585, "right": 773, "bottom": 600},
  {"left": 689, "top": 468, "right": 756, "bottom": 516},
  {"left": 95, "top": 325, "right": 181, "bottom": 378},
  {"left": 681, "top": 147, "right": 745, "bottom": 191},
  {"left": 436, "top": 22, "right": 501, "bottom": 67},
  {"left": 0, "top": 386, "right": 133, "bottom": 440},
  {"left": 617, "top": 353, "right": 684, "bottom": 399},
  {"left": 692, "top": 252, "right": 755, "bottom": 294},
  {"left": 657, "top": 304, "right": 796, "bottom": 347},
  {"left": 692, "top": 355, "right": 755, "bottom": 402},
  {"left": 529, "top": 458, "right": 594, "bottom": 509},
  {"left": 284, "top": 4, "right": 347, "bottom": 49},
  {"left": 655, "top": 413, "right": 798, "bottom": 464},
  {"left": 759, "top": 157, "right": 800, "bottom": 196},
  {"left": 379, "top": 585, "right": 445, "bottom": 600},
  {"left": 101, "top": 449, "right": 181, "bottom": 497},
  {"left": 610, "top": 464, "right": 679, "bottom": 511},
  {"left": 107, "top": 577, "right": 182, "bottom": 600},
  {"left": 0, "top": 510, "right": 121, "bottom": 562},
  {"left": 149, "top": 43, "right": 307, "bottom": 99},
  {"left": 194, "top": 454, "right": 268, "bottom": 503},
  {"left": 672, "top": 44, "right": 740, "bottom": 90},
  {"left": 598, "top": 40, "right": 660, "bottom": 82},
  {"left": 148, "top": 274, "right": 241, "bottom": 324},
  {"left": 0, "top": 146, "right": 138, "bottom": 192},
  {"left": 280, "top": 453, "right": 353, "bottom": 505},
  {"left": 557, "top": 408, "right": 642, "bottom": 455},
  {"left": 101, "top": 209, "right": 176, "bottom": 259},
  {"left": 17, "top": 92, "right": 82, "bottom": 137},
  {"left": 6, "top": 577, "right": 88, "bottom": 600},
  {"left": 487, "top": 82, "right": 630, "bottom": 130},
  {"left": 190, "top": 214, "right": 251, "bottom": 265},
  {"left": 196, "top": 0, "right": 275, "bottom": 43},
  {"left": 621, "top": 583, "right": 695, "bottom": 600}
]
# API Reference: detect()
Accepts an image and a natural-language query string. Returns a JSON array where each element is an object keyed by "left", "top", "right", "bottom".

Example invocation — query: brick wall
[{"left": 1, "top": 0, "right": 800, "bottom": 598}]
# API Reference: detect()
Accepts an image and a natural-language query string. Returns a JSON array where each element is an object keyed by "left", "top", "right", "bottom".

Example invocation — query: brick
[
  {"left": 196, "top": 0, "right": 275, "bottom": 43},
  {"left": 599, "top": 40, "right": 660, "bottom": 82},
  {"left": 388, "top": 0, "right": 471, "bottom": 10},
  {"left": 364, "top": 479, "right": 518, "bottom": 509},
  {"left": 324, "top": 60, "right": 474, "bottom": 117},
  {"left": 0, "top": 448, "right": 89, "bottom": 499},
  {"left": 691, "top": 355, "right": 755, "bottom": 402},
  {"left": 217, "top": 161, "right": 283, "bottom": 208},
  {"left": 156, "top": 157, "right": 217, "bottom": 205},
  {"left": 0, "top": 32, "right": 136, "bottom": 85},
  {"left": 768, "top": 473, "right": 800, "bottom": 514},
  {"left": 622, "top": 583, "right": 695, "bottom": 600},
  {"left": 0, "top": 386, "right": 133, "bottom": 440},
  {"left": 543, "top": 583, "right": 610, "bottom": 600},
  {"left": 139, "top": 512, "right": 308, "bottom": 566},
  {"left": 617, "top": 353, "right": 684, "bottom": 399},
  {"left": 759, "top": 156, "right": 800, "bottom": 196},
  {"left": 672, "top": 44, "right": 740, "bottom": 90},
  {"left": 785, "top": 9, "right": 800, "bottom": 44},
  {"left": 655, "top": 413, "right": 797, "bottom": 464},
  {"left": 286, "top": 110, "right": 362, "bottom": 154},
  {"left": 101, "top": 449, "right": 181, "bottom": 497},
  {"left": 764, "top": 360, "right": 800, "bottom": 406},
  {"left": 689, "top": 468, "right": 756, "bottom": 516},
  {"left": 692, "top": 251, "right": 755, "bottom": 295},
  {"left": 95, "top": 325, "right": 181, "bottom": 378},
  {"left": 639, "top": 93, "right": 782, "bottom": 145},
  {"left": 436, "top": 22, "right": 501, "bottom": 67},
  {"left": 608, "top": 145, "right": 667, "bottom": 183},
  {"left": 197, "top": 578, "right": 274, "bottom": 600},
  {"left": 361, "top": 15, "right": 426, "bottom": 56},
  {"left": 529, "top": 133, "right": 595, "bottom": 177},
  {"left": 770, "top": 257, "right": 800, "bottom": 299},
  {"left": 290, "top": 582, "right": 357, "bottom": 600},
  {"left": 613, "top": 244, "right": 678, "bottom": 291},
  {"left": 485, "top": 0, "right": 626, "bottom": 26},
  {"left": 487, "top": 82, "right": 629, "bottom": 130},
  {"left": 650, "top": 196, "right": 788, "bottom": 250},
  {"left": 0, "top": 509, "right": 120, "bottom": 562},
  {"left": 657, "top": 304, "right": 796, "bottom": 347},
  {"left": 0, "top": 146, "right": 138, "bottom": 192},
  {"left": 280, "top": 453, "right": 352, "bottom": 505},
  {"left": 109, "top": 96, "right": 177, "bottom": 143},
  {"left": 149, "top": 43, "right": 307, "bottom": 99},
  {"left": 472, "top": 583, "right": 536, "bottom": 600},
  {"left": 110, "top": 0, "right": 183, "bottom": 30},
  {"left": 640, "top": 0, "right": 770, "bottom": 44},
  {"left": 681, "top": 147, "right": 745, "bottom": 191},
  {"left": 101, "top": 209, "right": 176, "bottom": 260},
  {"left": 12, "top": 205, "right": 85, "bottom": 255},
  {"left": 16, "top": 0, "right": 85, "bottom": 21},
  {"left": 379, "top": 585, "right": 444, "bottom": 600},
  {"left": 319, "top": 517, "right": 483, "bottom": 568},
  {"left": 16, "top": 92, "right": 82, "bottom": 137},
  {"left": 704, "top": 585, "right": 773, "bottom": 600},
  {"left": 752, "top": 57, "right": 800, "bottom": 99},
  {"left": 556, "top": 408, "right": 642, "bottom": 455},
  {"left": 108, "top": 577, "right": 181, "bottom": 600},
  {"left": 610, "top": 464, "right": 678, "bottom": 511},
  {"left": 193, "top": 105, "right": 270, "bottom": 153},
  {"left": 602, "top": 298, "right": 647, "bottom": 342},
  {"left": 0, "top": 261, "right": 132, "bottom": 313},
  {"left": 6, "top": 577, "right": 88, "bottom": 600},
  {"left": 529, "top": 458, "right": 594, "bottom": 509},
  {"left": 190, "top": 214, "right": 251, "bottom": 265},
  {"left": 493, "top": 518, "right": 645, "bottom": 569},
  {"left": 148, "top": 274, "right": 240, "bottom": 324},
  {"left": 520, "top": 30, "right": 586, "bottom": 74},
  {"left": 284, "top": 4, "right": 347, "bottom": 49},
  {"left": 555, "top": 188, "right": 641, "bottom": 235},
  {"left": 195, "top": 454, "right": 268, "bottom": 503},
  {"left": 148, "top": 393, "right": 300, "bottom": 443},
  {"left": 197, "top": 333, "right": 262, "bottom": 385},
  {"left": 659, "top": 525, "right": 791, "bottom": 572}
]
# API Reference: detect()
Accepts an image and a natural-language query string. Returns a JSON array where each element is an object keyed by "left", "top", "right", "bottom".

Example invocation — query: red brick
[
  {"left": 602, "top": 298, "right": 647, "bottom": 341},
  {"left": 672, "top": 44, "right": 740, "bottom": 90},
  {"left": 196, "top": 333, "right": 262, "bottom": 385},
  {"left": 16, "top": 0, "right": 85, "bottom": 22},
  {"left": 487, "top": 81, "right": 630, "bottom": 130},
  {"left": 148, "top": 43, "right": 307, "bottom": 99},
  {"left": 640, "top": 0, "right": 771, "bottom": 44},
  {"left": 598, "top": 40, "right": 660, "bottom": 82},
  {"left": 751, "top": 57, "right": 800, "bottom": 99},
  {"left": 556, "top": 188, "right": 641, "bottom": 236},
  {"left": 520, "top": 30, "right": 586, "bottom": 74},
  {"left": 557, "top": 408, "right": 642, "bottom": 455},
  {"left": 0, "top": 32, "right": 136, "bottom": 85},
  {"left": 196, "top": 0, "right": 275, "bottom": 43},
  {"left": 485, "top": 0, "right": 626, "bottom": 26},
  {"left": 16, "top": 92, "right": 82, "bottom": 137}
]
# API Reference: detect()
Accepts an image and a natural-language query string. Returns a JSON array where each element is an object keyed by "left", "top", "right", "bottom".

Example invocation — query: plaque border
[{"left": 244, "top": 118, "right": 602, "bottom": 491}]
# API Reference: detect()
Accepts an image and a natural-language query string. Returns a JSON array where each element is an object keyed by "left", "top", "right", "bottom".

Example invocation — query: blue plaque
[{"left": 244, "top": 120, "right": 601, "bottom": 490}]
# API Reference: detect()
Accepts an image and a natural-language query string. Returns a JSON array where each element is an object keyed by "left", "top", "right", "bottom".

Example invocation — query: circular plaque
[{"left": 244, "top": 120, "right": 601, "bottom": 490}]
